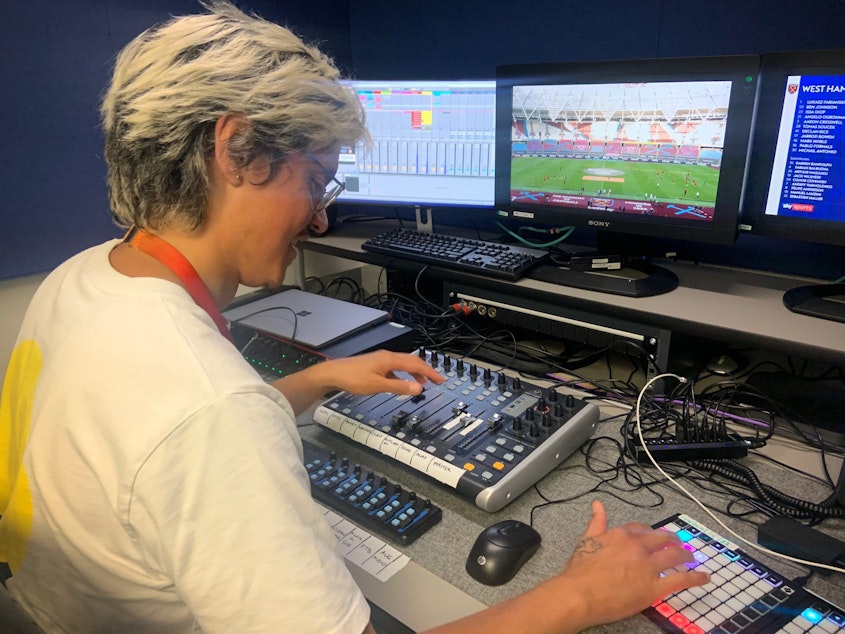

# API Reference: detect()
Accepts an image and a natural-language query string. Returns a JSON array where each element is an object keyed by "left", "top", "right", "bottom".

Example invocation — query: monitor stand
[
  {"left": 528, "top": 259, "right": 678, "bottom": 297},
  {"left": 526, "top": 233, "right": 679, "bottom": 298},
  {"left": 414, "top": 206, "right": 433, "bottom": 234},
  {"left": 783, "top": 283, "right": 845, "bottom": 324}
]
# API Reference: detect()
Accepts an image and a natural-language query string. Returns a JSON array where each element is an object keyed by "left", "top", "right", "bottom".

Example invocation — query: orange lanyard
[{"left": 123, "top": 227, "right": 234, "bottom": 343}]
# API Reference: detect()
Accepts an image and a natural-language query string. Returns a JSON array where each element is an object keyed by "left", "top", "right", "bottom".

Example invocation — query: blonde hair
[{"left": 101, "top": 1, "right": 367, "bottom": 230}]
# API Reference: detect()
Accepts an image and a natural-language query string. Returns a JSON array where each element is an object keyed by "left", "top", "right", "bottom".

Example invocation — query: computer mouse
[{"left": 465, "top": 519, "right": 542, "bottom": 586}]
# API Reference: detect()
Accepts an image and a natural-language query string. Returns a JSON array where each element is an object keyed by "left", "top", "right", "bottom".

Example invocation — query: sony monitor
[
  {"left": 334, "top": 79, "right": 496, "bottom": 213},
  {"left": 742, "top": 49, "right": 845, "bottom": 323},
  {"left": 495, "top": 55, "right": 759, "bottom": 296}
]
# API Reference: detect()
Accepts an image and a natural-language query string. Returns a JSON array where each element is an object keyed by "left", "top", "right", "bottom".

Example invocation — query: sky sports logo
[{"left": 783, "top": 202, "right": 814, "bottom": 212}]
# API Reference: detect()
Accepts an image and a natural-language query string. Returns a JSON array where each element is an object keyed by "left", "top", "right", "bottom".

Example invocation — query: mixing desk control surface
[{"left": 313, "top": 349, "right": 599, "bottom": 511}]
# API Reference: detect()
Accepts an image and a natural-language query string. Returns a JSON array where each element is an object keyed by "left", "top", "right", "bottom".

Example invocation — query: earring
[{"left": 235, "top": 173, "right": 242, "bottom": 183}]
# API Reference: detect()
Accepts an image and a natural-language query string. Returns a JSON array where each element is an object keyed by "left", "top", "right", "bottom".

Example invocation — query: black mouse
[{"left": 465, "top": 519, "right": 542, "bottom": 586}]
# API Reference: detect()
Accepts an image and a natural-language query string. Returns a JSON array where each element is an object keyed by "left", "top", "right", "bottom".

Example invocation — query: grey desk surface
[
  {"left": 297, "top": 385, "right": 845, "bottom": 633},
  {"left": 301, "top": 220, "right": 845, "bottom": 365}
]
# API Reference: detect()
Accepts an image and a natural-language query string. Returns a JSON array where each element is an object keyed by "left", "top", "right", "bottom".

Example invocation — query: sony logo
[{"left": 588, "top": 220, "right": 611, "bottom": 228}]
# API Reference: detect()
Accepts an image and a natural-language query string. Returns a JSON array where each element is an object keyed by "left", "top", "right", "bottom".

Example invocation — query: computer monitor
[
  {"left": 742, "top": 49, "right": 845, "bottom": 323},
  {"left": 495, "top": 55, "right": 759, "bottom": 296},
  {"left": 334, "top": 79, "right": 497, "bottom": 215}
]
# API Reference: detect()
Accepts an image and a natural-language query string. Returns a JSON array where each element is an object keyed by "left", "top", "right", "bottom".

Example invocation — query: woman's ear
[{"left": 213, "top": 113, "right": 248, "bottom": 186}]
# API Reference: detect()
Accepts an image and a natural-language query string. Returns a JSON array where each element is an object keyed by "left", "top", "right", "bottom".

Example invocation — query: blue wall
[
  {"left": 3, "top": 0, "right": 844, "bottom": 281},
  {"left": 0, "top": 0, "right": 350, "bottom": 281}
]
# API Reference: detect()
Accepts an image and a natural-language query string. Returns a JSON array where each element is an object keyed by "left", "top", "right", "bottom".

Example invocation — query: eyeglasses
[
  {"left": 308, "top": 154, "right": 346, "bottom": 211},
  {"left": 317, "top": 175, "right": 345, "bottom": 211}
]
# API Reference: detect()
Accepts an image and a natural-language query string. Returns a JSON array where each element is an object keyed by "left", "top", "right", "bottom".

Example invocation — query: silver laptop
[{"left": 223, "top": 289, "right": 390, "bottom": 349}]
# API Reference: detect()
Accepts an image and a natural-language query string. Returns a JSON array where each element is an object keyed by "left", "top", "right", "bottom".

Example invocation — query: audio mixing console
[{"left": 313, "top": 349, "right": 599, "bottom": 511}]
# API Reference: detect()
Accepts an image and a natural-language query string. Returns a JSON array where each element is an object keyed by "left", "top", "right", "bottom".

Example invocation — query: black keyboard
[
  {"left": 647, "top": 513, "right": 845, "bottom": 634},
  {"left": 235, "top": 329, "right": 328, "bottom": 381},
  {"left": 302, "top": 439, "right": 442, "bottom": 545},
  {"left": 361, "top": 228, "right": 548, "bottom": 281}
]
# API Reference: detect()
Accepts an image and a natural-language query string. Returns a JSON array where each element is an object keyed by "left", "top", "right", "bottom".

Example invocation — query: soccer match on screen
[{"left": 510, "top": 80, "right": 732, "bottom": 222}]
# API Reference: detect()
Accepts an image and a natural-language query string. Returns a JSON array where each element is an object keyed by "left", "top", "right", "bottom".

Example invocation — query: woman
[{"left": 0, "top": 2, "right": 707, "bottom": 632}]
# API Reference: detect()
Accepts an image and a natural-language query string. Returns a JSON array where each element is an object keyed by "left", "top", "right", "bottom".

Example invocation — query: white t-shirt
[{"left": 0, "top": 240, "right": 370, "bottom": 633}]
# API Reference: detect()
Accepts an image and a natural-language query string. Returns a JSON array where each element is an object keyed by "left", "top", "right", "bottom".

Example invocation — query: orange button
[
  {"left": 492, "top": 461, "right": 505, "bottom": 471},
  {"left": 463, "top": 463, "right": 475, "bottom": 471}
]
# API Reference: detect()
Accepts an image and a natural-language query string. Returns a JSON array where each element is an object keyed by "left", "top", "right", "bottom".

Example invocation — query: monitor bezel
[
  {"left": 742, "top": 49, "right": 845, "bottom": 247},
  {"left": 494, "top": 55, "right": 760, "bottom": 246}
]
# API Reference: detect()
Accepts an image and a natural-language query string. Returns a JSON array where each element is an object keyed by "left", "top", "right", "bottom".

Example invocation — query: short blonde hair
[{"left": 101, "top": 1, "right": 367, "bottom": 230}]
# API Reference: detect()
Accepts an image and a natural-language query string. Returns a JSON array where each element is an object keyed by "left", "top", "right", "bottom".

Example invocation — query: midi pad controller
[{"left": 313, "top": 349, "right": 599, "bottom": 512}]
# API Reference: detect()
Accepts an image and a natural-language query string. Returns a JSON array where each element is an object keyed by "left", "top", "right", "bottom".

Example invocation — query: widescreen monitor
[
  {"left": 743, "top": 49, "right": 845, "bottom": 323},
  {"left": 495, "top": 55, "right": 759, "bottom": 296},
  {"left": 334, "top": 79, "right": 496, "bottom": 209}
]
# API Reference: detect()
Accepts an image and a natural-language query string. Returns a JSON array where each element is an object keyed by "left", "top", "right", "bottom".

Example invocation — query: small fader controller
[{"left": 313, "top": 348, "right": 599, "bottom": 512}]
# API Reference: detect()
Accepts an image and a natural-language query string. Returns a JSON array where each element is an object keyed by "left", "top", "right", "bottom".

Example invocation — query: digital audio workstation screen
[
  {"left": 765, "top": 74, "right": 845, "bottom": 223},
  {"left": 509, "top": 79, "right": 733, "bottom": 223},
  {"left": 336, "top": 80, "right": 496, "bottom": 207}
]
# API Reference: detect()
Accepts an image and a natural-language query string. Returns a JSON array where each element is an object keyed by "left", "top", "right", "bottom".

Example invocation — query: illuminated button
[
  {"left": 676, "top": 529, "right": 694, "bottom": 543},
  {"left": 669, "top": 613, "right": 690, "bottom": 628},
  {"left": 492, "top": 461, "right": 505, "bottom": 471},
  {"left": 682, "top": 624, "right": 704, "bottom": 634},
  {"left": 800, "top": 607, "right": 823, "bottom": 624},
  {"left": 463, "top": 463, "right": 475, "bottom": 471},
  {"left": 654, "top": 602, "right": 675, "bottom": 617}
]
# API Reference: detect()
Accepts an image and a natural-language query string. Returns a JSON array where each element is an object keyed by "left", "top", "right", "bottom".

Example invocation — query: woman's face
[{"left": 229, "top": 149, "right": 338, "bottom": 290}]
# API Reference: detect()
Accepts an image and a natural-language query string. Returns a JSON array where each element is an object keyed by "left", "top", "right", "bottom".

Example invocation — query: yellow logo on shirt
[{"left": 0, "top": 340, "right": 41, "bottom": 572}]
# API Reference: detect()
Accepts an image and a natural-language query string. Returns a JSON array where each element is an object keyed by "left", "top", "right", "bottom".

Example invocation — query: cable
[{"left": 635, "top": 372, "right": 845, "bottom": 575}]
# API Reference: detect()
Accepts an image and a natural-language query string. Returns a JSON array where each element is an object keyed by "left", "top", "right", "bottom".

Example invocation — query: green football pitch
[{"left": 511, "top": 156, "right": 719, "bottom": 206}]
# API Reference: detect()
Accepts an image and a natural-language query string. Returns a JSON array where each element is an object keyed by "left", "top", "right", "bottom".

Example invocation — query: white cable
[{"left": 636, "top": 372, "right": 845, "bottom": 575}]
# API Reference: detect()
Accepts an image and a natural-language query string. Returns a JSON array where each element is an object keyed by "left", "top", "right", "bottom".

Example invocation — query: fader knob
[{"left": 529, "top": 423, "right": 540, "bottom": 438}]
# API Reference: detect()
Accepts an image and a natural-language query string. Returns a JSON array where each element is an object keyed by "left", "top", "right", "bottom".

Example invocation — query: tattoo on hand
[{"left": 573, "top": 537, "right": 604, "bottom": 558}]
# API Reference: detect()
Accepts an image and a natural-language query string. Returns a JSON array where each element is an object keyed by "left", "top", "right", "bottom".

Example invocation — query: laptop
[{"left": 223, "top": 289, "right": 390, "bottom": 350}]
